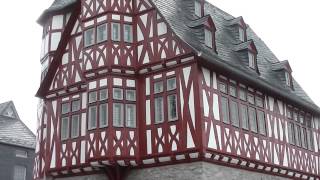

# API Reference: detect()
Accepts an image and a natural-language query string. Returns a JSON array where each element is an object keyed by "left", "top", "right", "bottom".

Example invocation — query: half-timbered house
[{"left": 34, "top": 0, "right": 320, "bottom": 179}]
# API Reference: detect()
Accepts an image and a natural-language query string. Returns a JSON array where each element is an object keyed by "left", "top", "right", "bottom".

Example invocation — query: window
[
  {"left": 288, "top": 122, "right": 295, "bottom": 144},
  {"left": 124, "top": 24, "right": 133, "bottom": 43},
  {"left": 240, "top": 104, "right": 249, "bottom": 130},
  {"left": 285, "top": 71, "right": 291, "bottom": 87},
  {"left": 112, "top": 23, "right": 120, "bottom": 41},
  {"left": 84, "top": 28, "right": 95, "bottom": 47},
  {"left": 255, "top": 96, "right": 263, "bottom": 108},
  {"left": 239, "top": 27, "right": 245, "bottom": 42},
  {"left": 88, "top": 106, "right": 97, "bottom": 130},
  {"left": 295, "top": 125, "right": 302, "bottom": 146},
  {"left": 219, "top": 82, "right": 227, "bottom": 93},
  {"left": 72, "top": 100, "right": 80, "bottom": 112},
  {"left": 257, "top": 110, "right": 266, "bottom": 135},
  {"left": 126, "top": 90, "right": 136, "bottom": 101},
  {"left": 307, "top": 129, "right": 314, "bottom": 151},
  {"left": 15, "top": 150, "right": 27, "bottom": 158},
  {"left": 100, "top": 89, "right": 108, "bottom": 101},
  {"left": 168, "top": 94, "right": 178, "bottom": 121},
  {"left": 194, "top": 0, "right": 202, "bottom": 17},
  {"left": 293, "top": 112, "right": 298, "bottom": 122},
  {"left": 248, "top": 93, "right": 254, "bottom": 104},
  {"left": 230, "top": 100, "right": 239, "bottom": 127},
  {"left": 99, "top": 103, "right": 108, "bottom": 127},
  {"left": 97, "top": 23, "right": 107, "bottom": 43},
  {"left": 249, "top": 107, "right": 257, "bottom": 133},
  {"left": 287, "top": 107, "right": 292, "bottom": 119},
  {"left": 14, "top": 166, "right": 26, "bottom": 180},
  {"left": 301, "top": 127, "right": 307, "bottom": 149},
  {"left": 229, "top": 85, "right": 237, "bottom": 97},
  {"left": 167, "top": 78, "right": 177, "bottom": 91},
  {"left": 204, "top": 29, "right": 213, "bottom": 48},
  {"left": 154, "top": 97, "right": 164, "bottom": 123},
  {"left": 248, "top": 52, "right": 256, "bottom": 69},
  {"left": 61, "top": 103, "right": 70, "bottom": 114},
  {"left": 126, "top": 104, "right": 136, "bottom": 127},
  {"left": 113, "top": 103, "right": 124, "bottom": 127},
  {"left": 61, "top": 117, "right": 69, "bottom": 140},
  {"left": 154, "top": 81, "right": 164, "bottom": 94},
  {"left": 89, "top": 91, "right": 98, "bottom": 103},
  {"left": 71, "top": 115, "right": 80, "bottom": 138},
  {"left": 113, "top": 88, "right": 123, "bottom": 100},
  {"left": 221, "top": 97, "right": 229, "bottom": 124},
  {"left": 239, "top": 88, "right": 246, "bottom": 101}
]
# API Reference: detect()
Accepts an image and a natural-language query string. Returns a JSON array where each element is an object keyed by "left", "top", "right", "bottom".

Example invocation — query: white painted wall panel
[
  {"left": 52, "top": 15, "right": 64, "bottom": 30},
  {"left": 50, "top": 32, "right": 61, "bottom": 51}
]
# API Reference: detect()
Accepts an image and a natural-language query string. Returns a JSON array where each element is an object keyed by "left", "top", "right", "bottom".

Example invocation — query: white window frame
[
  {"left": 113, "top": 103, "right": 124, "bottom": 127},
  {"left": 167, "top": 78, "right": 176, "bottom": 91},
  {"left": 113, "top": 88, "right": 123, "bottom": 100},
  {"left": 167, "top": 94, "right": 178, "bottom": 121},
  {"left": 71, "top": 115, "right": 80, "bottom": 138},
  {"left": 285, "top": 71, "right": 291, "bottom": 86},
  {"left": 97, "top": 23, "right": 108, "bottom": 43},
  {"left": 61, "top": 117, "right": 69, "bottom": 140},
  {"left": 154, "top": 81, "right": 164, "bottom": 94},
  {"left": 99, "top": 103, "right": 108, "bottom": 128},
  {"left": 126, "top": 90, "right": 136, "bottom": 101},
  {"left": 124, "top": 24, "right": 133, "bottom": 43},
  {"left": 239, "top": 27, "right": 245, "bottom": 42},
  {"left": 194, "top": 1, "right": 202, "bottom": 17},
  {"left": 154, "top": 97, "right": 164, "bottom": 123},
  {"left": 248, "top": 52, "right": 256, "bottom": 69},
  {"left": 112, "top": 23, "right": 120, "bottom": 41},
  {"left": 126, "top": 104, "right": 136, "bottom": 128},
  {"left": 15, "top": 150, "right": 28, "bottom": 158},
  {"left": 88, "top": 106, "right": 97, "bottom": 130},
  {"left": 84, "top": 28, "right": 95, "bottom": 47},
  {"left": 204, "top": 29, "right": 213, "bottom": 48}
]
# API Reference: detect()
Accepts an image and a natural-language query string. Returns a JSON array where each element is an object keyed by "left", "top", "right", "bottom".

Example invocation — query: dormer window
[
  {"left": 194, "top": 1, "right": 202, "bottom": 17},
  {"left": 204, "top": 28, "right": 213, "bottom": 48},
  {"left": 285, "top": 71, "right": 291, "bottom": 87},
  {"left": 239, "top": 27, "right": 245, "bottom": 42},
  {"left": 248, "top": 51, "right": 256, "bottom": 69}
]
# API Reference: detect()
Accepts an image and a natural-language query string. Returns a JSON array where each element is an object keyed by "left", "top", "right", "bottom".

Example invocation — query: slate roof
[
  {"left": 39, "top": 0, "right": 320, "bottom": 115},
  {"left": 0, "top": 102, "right": 36, "bottom": 149},
  {"left": 38, "top": 0, "right": 77, "bottom": 24}
]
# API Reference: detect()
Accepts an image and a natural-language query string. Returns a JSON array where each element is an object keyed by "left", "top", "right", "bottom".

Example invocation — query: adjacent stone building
[
  {"left": 34, "top": 0, "right": 320, "bottom": 179},
  {"left": 0, "top": 101, "right": 36, "bottom": 180}
]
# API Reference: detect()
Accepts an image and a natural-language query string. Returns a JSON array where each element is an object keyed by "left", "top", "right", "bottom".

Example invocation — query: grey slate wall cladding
[{"left": 0, "top": 143, "right": 35, "bottom": 180}]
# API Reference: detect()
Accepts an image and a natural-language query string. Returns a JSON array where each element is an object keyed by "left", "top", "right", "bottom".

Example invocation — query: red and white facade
[{"left": 34, "top": 0, "right": 320, "bottom": 179}]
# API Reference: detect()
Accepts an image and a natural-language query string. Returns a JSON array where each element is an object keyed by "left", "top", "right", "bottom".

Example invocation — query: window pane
[
  {"left": 72, "top": 100, "right": 80, "bottom": 112},
  {"left": 221, "top": 97, "right": 229, "bottom": 124},
  {"left": 194, "top": 1, "right": 201, "bottom": 17},
  {"left": 168, "top": 94, "right": 178, "bottom": 121},
  {"left": 112, "top": 23, "right": 120, "bottom": 41},
  {"left": 99, "top": 103, "right": 108, "bottom": 127},
  {"left": 14, "top": 165, "right": 26, "bottom": 180},
  {"left": 89, "top": 91, "right": 97, "bottom": 103},
  {"left": 124, "top": 24, "right": 132, "bottom": 43},
  {"left": 240, "top": 104, "right": 249, "bottom": 129},
  {"left": 100, "top": 89, "right": 108, "bottom": 101},
  {"left": 204, "top": 29, "right": 213, "bottom": 48},
  {"left": 293, "top": 112, "right": 298, "bottom": 122},
  {"left": 61, "top": 117, "right": 69, "bottom": 140},
  {"left": 113, "top": 88, "right": 123, "bottom": 100},
  {"left": 255, "top": 96, "right": 263, "bottom": 108},
  {"left": 219, "top": 82, "right": 227, "bottom": 93},
  {"left": 154, "top": 81, "right": 163, "bottom": 94},
  {"left": 61, "top": 103, "right": 70, "bottom": 114},
  {"left": 113, "top": 103, "right": 123, "bottom": 127},
  {"left": 288, "top": 122, "right": 295, "bottom": 145},
  {"left": 248, "top": 52, "right": 255, "bottom": 69},
  {"left": 239, "top": 88, "right": 247, "bottom": 101},
  {"left": 126, "top": 90, "right": 136, "bottom": 101},
  {"left": 249, "top": 107, "right": 257, "bottom": 133},
  {"left": 239, "top": 27, "right": 245, "bottom": 42},
  {"left": 97, "top": 23, "right": 107, "bottom": 43},
  {"left": 307, "top": 129, "right": 314, "bottom": 151},
  {"left": 167, "top": 78, "right": 176, "bottom": 91},
  {"left": 126, "top": 104, "right": 136, "bottom": 128},
  {"left": 301, "top": 127, "right": 307, "bottom": 149},
  {"left": 287, "top": 107, "right": 292, "bottom": 119},
  {"left": 248, "top": 94, "right": 254, "bottom": 104},
  {"left": 155, "top": 97, "right": 164, "bottom": 123},
  {"left": 257, "top": 110, "right": 266, "bottom": 135},
  {"left": 88, "top": 106, "right": 97, "bottom": 129},
  {"left": 71, "top": 115, "right": 80, "bottom": 138},
  {"left": 84, "top": 28, "right": 95, "bottom": 47},
  {"left": 285, "top": 71, "right": 291, "bottom": 86},
  {"left": 295, "top": 125, "right": 301, "bottom": 146},
  {"left": 230, "top": 100, "right": 239, "bottom": 127},
  {"left": 229, "top": 85, "right": 237, "bottom": 97}
]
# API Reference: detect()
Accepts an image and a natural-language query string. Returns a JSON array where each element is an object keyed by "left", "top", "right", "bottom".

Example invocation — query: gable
[{"left": 0, "top": 101, "right": 20, "bottom": 119}]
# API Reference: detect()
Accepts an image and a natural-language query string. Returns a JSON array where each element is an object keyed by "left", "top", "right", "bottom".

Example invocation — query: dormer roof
[
  {"left": 233, "top": 40, "right": 257, "bottom": 52},
  {"left": 226, "top": 16, "right": 246, "bottom": 28},
  {"left": 187, "top": 15, "right": 215, "bottom": 28},
  {"left": 271, "top": 60, "right": 292, "bottom": 73}
]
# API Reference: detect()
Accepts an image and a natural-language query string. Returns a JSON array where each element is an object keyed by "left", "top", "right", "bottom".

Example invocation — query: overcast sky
[{"left": 0, "top": 0, "right": 319, "bottom": 133}]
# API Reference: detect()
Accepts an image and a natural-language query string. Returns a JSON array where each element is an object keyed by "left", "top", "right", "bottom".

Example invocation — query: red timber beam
[{"left": 36, "top": 1, "right": 81, "bottom": 98}]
